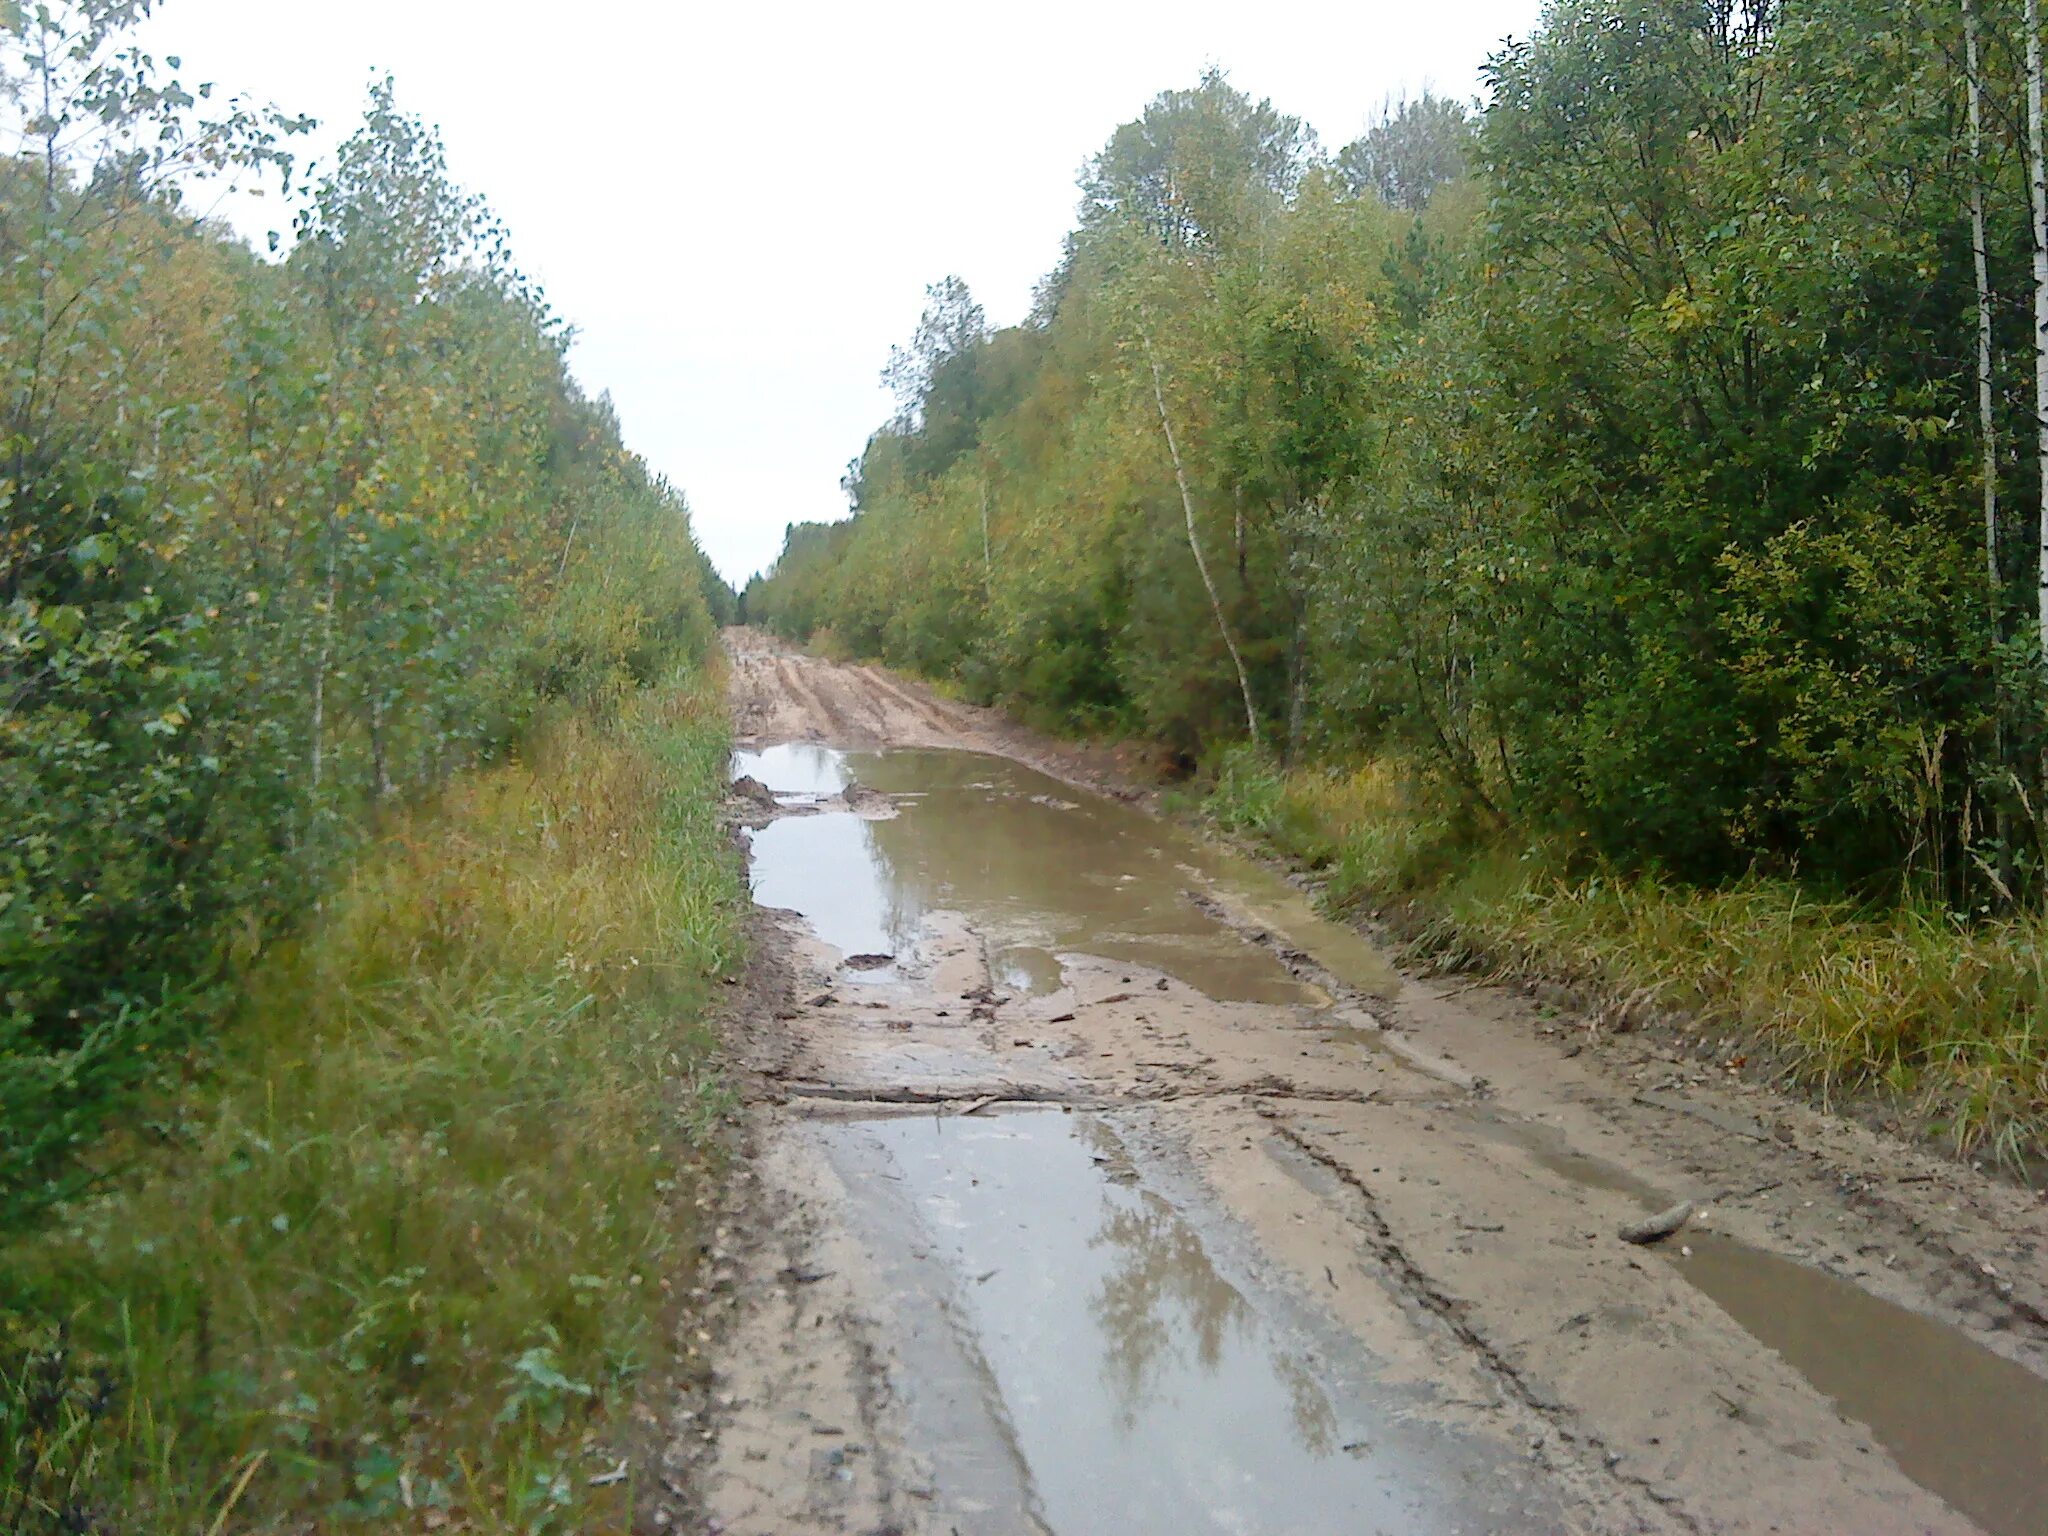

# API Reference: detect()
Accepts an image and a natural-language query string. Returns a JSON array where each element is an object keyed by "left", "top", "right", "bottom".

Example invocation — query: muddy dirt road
[{"left": 676, "top": 628, "right": 2048, "bottom": 1535}]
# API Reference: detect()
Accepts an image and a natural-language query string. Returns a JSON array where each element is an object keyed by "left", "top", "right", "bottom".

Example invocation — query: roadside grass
[
  {"left": 1202, "top": 747, "right": 2048, "bottom": 1168},
  {"left": 0, "top": 669, "right": 744, "bottom": 1534}
]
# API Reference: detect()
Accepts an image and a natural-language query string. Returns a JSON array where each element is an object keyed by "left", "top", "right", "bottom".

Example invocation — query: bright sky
[{"left": 139, "top": 0, "right": 1541, "bottom": 584}]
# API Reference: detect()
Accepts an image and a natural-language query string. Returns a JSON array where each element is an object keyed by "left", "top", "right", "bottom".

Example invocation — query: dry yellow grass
[{"left": 1205, "top": 747, "right": 2048, "bottom": 1167}]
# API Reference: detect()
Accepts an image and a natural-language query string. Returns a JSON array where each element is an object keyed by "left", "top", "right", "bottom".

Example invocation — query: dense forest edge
[
  {"left": 746, "top": 2, "right": 2048, "bottom": 1165},
  {"left": 3, "top": 4, "right": 743, "bottom": 1530}
]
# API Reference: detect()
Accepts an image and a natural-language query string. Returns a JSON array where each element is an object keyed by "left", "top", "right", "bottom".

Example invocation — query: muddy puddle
[
  {"left": 737, "top": 746, "right": 1385, "bottom": 1002},
  {"left": 1670, "top": 1234, "right": 2048, "bottom": 1536},
  {"left": 821, "top": 1110, "right": 1559, "bottom": 1535},
  {"left": 1465, "top": 1111, "right": 2048, "bottom": 1535},
  {"left": 735, "top": 741, "right": 2048, "bottom": 1534}
]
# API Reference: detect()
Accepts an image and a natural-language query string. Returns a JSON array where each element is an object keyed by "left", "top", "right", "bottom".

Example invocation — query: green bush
[
  {"left": 0, "top": 13, "right": 732, "bottom": 1228},
  {"left": 0, "top": 672, "right": 742, "bottom": 1533}
]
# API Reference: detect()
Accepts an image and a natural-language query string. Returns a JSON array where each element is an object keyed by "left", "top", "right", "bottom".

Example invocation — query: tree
[
  {"left": 1145, "top": 327, "right": 1261, "bottom": 748},
  {"left": 2030, "top": 0, "right": 2048, "bottom": 662},
  {"left": 1337, "top": 93, "right": 1471, "bottom": 211},
  {"left": 1966, "top": 0, "right": 1999, "bottom": 612},
  {"left": 882, "top": 274, "right": 987, "bottom": 427},
  {"left": 1081, "top": 68, "right": 1315, "bottom": 254},
  {"left": 0, "top": 6, "right": 727, "bottom": 1222}
]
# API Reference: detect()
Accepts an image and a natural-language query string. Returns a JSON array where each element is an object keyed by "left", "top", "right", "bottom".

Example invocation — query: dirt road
[{"left": 672, "top": 628, "right": 2048, "bottom": 1535}]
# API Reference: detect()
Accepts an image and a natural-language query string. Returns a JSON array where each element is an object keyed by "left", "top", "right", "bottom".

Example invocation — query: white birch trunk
[
  {"left": 1971, "top": 0, "right": 2015, "bottom": 894},
  {"left": 1145, "top": 336, "right": 1261, "bottom": 748},
  {"left": 1968, "top": 0, "right": 1999, "bottom": 603},
  {"left": 2029, "top": 0, "right": 2048, "bottom": 656}
]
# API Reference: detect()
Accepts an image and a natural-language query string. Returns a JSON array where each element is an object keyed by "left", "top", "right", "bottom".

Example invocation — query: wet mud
[
  {"left": 679, "top": 630, "right": 2048, "bottom": 1536},
  {"left": 1669, "top": 1233, "right": 2048, "bottom": 1536},
  {"left": 1466, "top": 1109, "right": 2048, "bottom": 1536}
]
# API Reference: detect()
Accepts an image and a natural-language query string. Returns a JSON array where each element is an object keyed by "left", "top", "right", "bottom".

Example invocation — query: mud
[
  {"left": 666, "top": 629, "right": 2048, "bottom": 1536},
  {"left": 1667, "top": 1233, "right": 2048, "bottom": 1536}
]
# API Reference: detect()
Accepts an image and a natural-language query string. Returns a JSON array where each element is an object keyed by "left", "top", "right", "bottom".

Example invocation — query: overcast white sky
[{"left": 138, "top": 1, "right": 1541, "bottom": 584}]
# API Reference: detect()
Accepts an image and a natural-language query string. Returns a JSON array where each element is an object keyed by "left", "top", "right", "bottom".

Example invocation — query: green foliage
[
  {"left": 1335, "top": 92, "right": 1472, "bottom": 212},
  {"left": 0, "top": 6, "right": 731, "bottom": 1226},
  {"left": 752, "top": 13, "right": 2041, "bottom": 895},
  {"left": 748, "top": 16, "right": 2048, "bottom": 1143},
  {"left": 0, "top": 671, "right": 744, "bottom": 1533},
  {"left": 1082, "top": 67, "right": 1316, "bottom": 252}
]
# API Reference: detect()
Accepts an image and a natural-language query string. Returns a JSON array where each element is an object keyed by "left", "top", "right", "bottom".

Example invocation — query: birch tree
[
  {"left": 2030, "top": 0, "right": 2048, "bottom": 656},
  {"left": 1966, "top": 0, "right": 1999, "bottom": 607},
  {"left": 1145, "top": 331, "right": 1262, "bottom": 747}
]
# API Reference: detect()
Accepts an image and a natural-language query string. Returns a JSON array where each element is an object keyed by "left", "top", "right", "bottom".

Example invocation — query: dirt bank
[{"left": 661, "top": 628, "right": 2048, "bottom": 1536}]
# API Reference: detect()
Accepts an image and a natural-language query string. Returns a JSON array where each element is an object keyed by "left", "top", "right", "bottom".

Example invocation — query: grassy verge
[
  {"left": 1, "top": 668, "right": 744, "bottom": 1534},
  {"left": 1200, "top": 747, "right": 2048, "bottom": 1168}
]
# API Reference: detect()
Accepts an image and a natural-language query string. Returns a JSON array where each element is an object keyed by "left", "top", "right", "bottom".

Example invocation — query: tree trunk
[
  {"left": 1969, "top": 0, "right": 1999, "bottom": 603},
  {"left": 2029, "top": 0, "right": 2048, "bottom": 657},
  {"left": 1285, "top": 607, "right": 1308, "bottom": 765},
  {"left": 310, "top": 546, "right": 337, "bottom": 795},
  {"left": 368, "top": 693, "right": 393, "bottom": 804},
  {"left": 556, "top": 508, "right": 581, "bottom": 584},
  {"left": 1145, "top": 337, "right": 1261, "bottom": 749},
  {"left": 1968, "top": 0, "right": 2013, "bottom": 895},
  {"left": 1234, "top": 484, "right": 1247, "bottom": 586}
]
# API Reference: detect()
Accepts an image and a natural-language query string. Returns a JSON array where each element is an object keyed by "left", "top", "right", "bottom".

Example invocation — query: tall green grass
[
  {"left": 1203, "top": 747, "right": 2048, "bottom": 1167},
  {"left": 0, "top": 671, "right": 743, "bottom": 1533}
]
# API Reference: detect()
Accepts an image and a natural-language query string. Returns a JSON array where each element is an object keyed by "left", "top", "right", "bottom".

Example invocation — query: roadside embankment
[
  {"left": 1198, "top": 745, "right": 2048, "bottom": 1170},
  {"left": 1, "top": 669, "right": 744, "bottom": 1534}
]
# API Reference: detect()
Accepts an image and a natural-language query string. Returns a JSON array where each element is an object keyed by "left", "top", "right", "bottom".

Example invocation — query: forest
[
  {"left": 3, "top": 3, "right": 740, "bottom": 1529},
  {"left": 748, "top": 0, "right": 2048, "bottom": 1158},
  {"left": 12, "top": 0, "right": 2048, "bottom": 1526}
]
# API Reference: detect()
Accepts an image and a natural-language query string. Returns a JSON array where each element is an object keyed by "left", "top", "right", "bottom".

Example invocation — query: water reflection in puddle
[
  {"left": 823, "top": 1111, "right": 1558, "bottom": 1536},
  {"left": 746, "top": 813, "right": 904, "bottom": 967},
  {"left": 733, "top": 742, "right": 847, "bottom": 795},
  {"left": 744, "top": 748, "right": 1331, "bottom": 1003},
  {"left": 994, "top": 944, "right": 1066, "bottom": 998}
]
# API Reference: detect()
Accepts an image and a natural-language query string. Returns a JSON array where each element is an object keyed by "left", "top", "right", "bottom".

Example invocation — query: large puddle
[
  {"left": 738, "top": 746, "right": 1393, "bottom": 1002},
  {"left": 821, "top": 1110, "right": 1560, "bottom": 1535}
]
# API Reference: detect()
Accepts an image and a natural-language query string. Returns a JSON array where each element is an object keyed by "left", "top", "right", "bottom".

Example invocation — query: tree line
[
  {"left": 748, "top": 0, "right": 2048, "bottom": 913},
  {"left": 2, "top": 1, "right": 730, "bottom": 1227}
]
